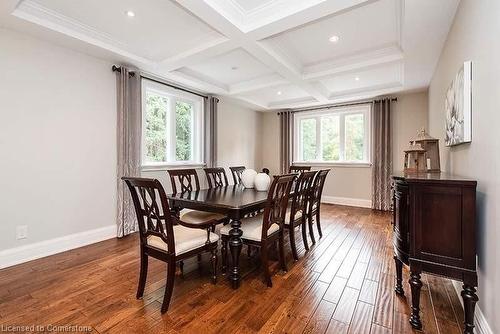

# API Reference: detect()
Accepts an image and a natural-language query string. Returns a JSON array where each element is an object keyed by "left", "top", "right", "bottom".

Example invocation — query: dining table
[{"left": 167, "top": 185, "right": 269, "bottom": 289}]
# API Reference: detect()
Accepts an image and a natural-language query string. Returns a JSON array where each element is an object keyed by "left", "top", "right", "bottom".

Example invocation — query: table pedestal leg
[{"left": 229, "top": 218, "right": 242, "bottom": 289}]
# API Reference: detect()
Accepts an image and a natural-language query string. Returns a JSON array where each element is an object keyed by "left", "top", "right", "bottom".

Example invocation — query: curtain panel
[
  {"left": 278, "top": 111, "right": 294, "bottom": 174},
  {"left": 204, "top": 96, "right": 219, "bottom": 168},
  {"left": 371, "top": 98, "right": 393, "bottom": 211},
  {"left": 116, "top": 67, "right": 141, "bottom": 237}
]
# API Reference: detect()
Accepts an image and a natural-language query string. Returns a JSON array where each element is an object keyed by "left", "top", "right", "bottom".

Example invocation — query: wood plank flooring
[{"left": 0, "top": 205, "right": 466, "bottom": 333}]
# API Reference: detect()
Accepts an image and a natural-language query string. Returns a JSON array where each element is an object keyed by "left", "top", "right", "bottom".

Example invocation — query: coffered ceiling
[{"left": 0, "top": 0, "right": 460, "bottom": 110}]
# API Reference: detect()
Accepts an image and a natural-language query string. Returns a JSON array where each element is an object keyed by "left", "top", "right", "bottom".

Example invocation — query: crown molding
[{"left": 12, "top": 0, "right": 155, "bottom": 65}]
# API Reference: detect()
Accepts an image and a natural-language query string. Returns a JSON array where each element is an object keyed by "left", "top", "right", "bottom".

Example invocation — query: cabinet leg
[
  {"left": 409, "top": 271, "right": 423, "bottom": 330},
  {"left": 394, "top": 256, "right": 404, "bottom": 296},
  {"left": 461, "top": 285, "right": 478, "bottom": 334}
]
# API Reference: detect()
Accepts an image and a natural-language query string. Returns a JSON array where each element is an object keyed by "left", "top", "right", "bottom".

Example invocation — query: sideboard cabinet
[{"left": 392, "top": 172, "right": 478, "bottom": 334}]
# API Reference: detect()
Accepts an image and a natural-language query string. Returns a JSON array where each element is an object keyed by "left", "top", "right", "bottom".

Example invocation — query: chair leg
[
  {"left": 279, "top": 232, "right": 287, "bottom": 272},
  {"left": 179, "top": 261, "right": 184, "bottom": 279},
  {"left": 289, "top": 226, "right": 299, "bottom": 261},
  {"left": 308, "top": 213, "right": 316, "bottom": 244},
  {"left": 161, "top": 260, "right": 176, "bottom": 313},
  {"left": 316, "top": 210, "right": 322, "bottom": 238},
  {"left": 221, "top": 238, "right": 228, "bottom": 273},
  {"left": 210, "top": 246, "right": 218, "bottom": 284},
  {"left": 136, "top": 249, "right": 148, "bottom": 299},
  {"left": 260, "top": 243, "right": 272, "bottom": 287},
  {"left": 301, "top": 220, "right": 309, "bottom": 251},
  {"left": 197, "top": 253, "right": 202, "bottom": 273}
]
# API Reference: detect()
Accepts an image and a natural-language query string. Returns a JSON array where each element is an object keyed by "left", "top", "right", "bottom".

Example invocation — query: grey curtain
[
  {"left": 372, "top": 98, "right": 393, "bottom": 211},
  {"left": 116, "top": 67, "right": 141, "bottom": 237},
  {"left": 204, "top": 95, "right": 218, "bottom": 168},
  {"left": 279, "top": 111, "right": 294, "bottom": 174}
]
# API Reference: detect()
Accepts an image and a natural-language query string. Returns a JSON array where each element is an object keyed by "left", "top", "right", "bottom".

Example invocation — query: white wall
[
  {"left": 259, "top": 91, "right": 428, "bottom": 207},
  {"left": 428, "top": 1, "right": 499, "bottom": 332},
  {"left": 0, "top": 28, "right": 117, "bottom": 254}
]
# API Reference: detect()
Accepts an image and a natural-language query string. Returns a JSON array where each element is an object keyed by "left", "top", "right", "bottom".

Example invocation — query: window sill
[
  {"left": 292, "top": 162, "right": 372, "bottom": 168},
  {"left": 141, "top": 163, "right": 206, "bottom": 172}
]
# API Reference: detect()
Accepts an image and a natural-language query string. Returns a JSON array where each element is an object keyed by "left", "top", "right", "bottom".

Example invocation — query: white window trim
[
  {"left": 141, "top": 79, "right": 204, "bottom": 169},
  {"left": 293, "top": 104, "right": 372, "bottom": 166}
]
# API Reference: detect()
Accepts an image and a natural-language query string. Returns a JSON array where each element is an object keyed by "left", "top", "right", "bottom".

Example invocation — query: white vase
[
  {"left": 254, "top": 173, "right": 271, "bottom": 191},
  {"left": 241, "top": 169, "right": 257, "bottom": 188}
]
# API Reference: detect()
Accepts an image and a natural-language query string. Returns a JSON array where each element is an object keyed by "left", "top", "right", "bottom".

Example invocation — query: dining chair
[
  {"left": 289, "top": 165, "right": 311, "bottom": 173},
  {"left": 285, "top": 170, "right": 317, "bottom": 261},
  {"left": 204, "top": 167, "right": 229, "bottom": 188},
  {"left": 122, "top": 177, "right": 219, "bottom": 313},
  {"left": 167, "top": 169, "right": 226, "bottom": 226},
  {"left": 229, "top": 166, "right": 246, "bottom": 185},
  {"left": 220, "top": 173, "right": 296, "bottom": 287},
  {"left": 307, "top": 169, "right": 330, "bottom": 243}
]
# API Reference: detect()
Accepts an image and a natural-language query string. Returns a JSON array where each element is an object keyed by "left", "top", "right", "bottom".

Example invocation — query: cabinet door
[
  {"left": 412, "top": 184, "right": 476, "bottom": 272},
  {"left": 393, "top": 181, "right": 410, "bottom": 262}
]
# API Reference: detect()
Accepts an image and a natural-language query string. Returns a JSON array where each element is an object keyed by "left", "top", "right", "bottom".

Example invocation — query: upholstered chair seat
[
  {"left": 180, "top": 210, "right": 226, "bottom": 225},
  {"left": 284, "top": 208, "right": 303, "bottom": 225},
  {"left": 147, "top": 225, "right": 219, "bottom": 255},
  {"left": 220, "top": 214, "right": 279, "bottom": 241}
]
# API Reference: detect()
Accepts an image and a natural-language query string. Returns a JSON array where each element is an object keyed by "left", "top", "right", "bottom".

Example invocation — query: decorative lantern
[
  {"left": 412, "top": 128, "right": 441, "bottom": 172},
  {"left": 404, "top": 142, "right": 426, "bottom": 173}
]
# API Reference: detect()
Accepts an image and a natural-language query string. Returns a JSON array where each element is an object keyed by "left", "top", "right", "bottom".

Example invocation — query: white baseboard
[
  {"left": 322, "top": 195, "right": 372, "bottom": 208},
  {"left": 452, "top": 280, "right": 493, "bottom": 334},
  {"left": 0, "top": 225, "right": 116, "bottom": 269}
]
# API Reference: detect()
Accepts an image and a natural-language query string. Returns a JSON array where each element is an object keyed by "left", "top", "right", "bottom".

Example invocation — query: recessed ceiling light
[
  {"left": 231, "top": 66, "right": 238, "bottom": 70},
  {"left": 329, "top": 35, "right": 340, "bottom": 43},
  {"left": 355, "top": 77, "right": 360, "bottom": 81},
  {"left": 277, "top": 91, "right": 282, "bottom": 96},
  {"left": 125, "top": 10, "right": 135, "bottom": 17}
]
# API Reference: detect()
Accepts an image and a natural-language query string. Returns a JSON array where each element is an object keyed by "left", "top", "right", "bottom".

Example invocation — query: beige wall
[
  {"left": 261, "top": 112, "right": 280, "bottom": 176},
  {"left": 392, "top": 91, "right": 429, "bottom": 171},
  {"left": 428, "top": 1, "right": 499, "bottom": 332},
  {"left": 259, "top": 91, "right": 428, "bottom": 206},
  {"left": 217, "top": 98, "right": 263, "bottom": 172}
]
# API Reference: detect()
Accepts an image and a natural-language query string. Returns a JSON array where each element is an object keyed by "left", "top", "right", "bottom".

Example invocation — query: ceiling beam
[
  {"left": 247, "top": 0, "right": 379, "bottom": 40},
  {"left": 175, "top": 0, "right": 330, "bottom": 103}
]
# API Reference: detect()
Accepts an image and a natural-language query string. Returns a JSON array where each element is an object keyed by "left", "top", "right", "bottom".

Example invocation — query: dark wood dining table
[{"left": 167, "top": 185, "right": 269, "bottom": 289}]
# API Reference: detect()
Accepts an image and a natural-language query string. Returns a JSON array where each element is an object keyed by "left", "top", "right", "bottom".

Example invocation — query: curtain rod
[
  {"left": 112, "top": 65, "right": 208, "bottom": 99},
  {"left": 279, "top": 97, "right": 398, "bottom": 114}
]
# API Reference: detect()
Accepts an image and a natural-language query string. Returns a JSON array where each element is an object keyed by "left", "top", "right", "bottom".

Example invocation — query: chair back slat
[
  {"left": 290, "top": 170, "right": 317, "bottom": 219},
  {"left": 310, "top": 169, "right": 330, "bottom": 209},
  {"left": 289, "top": 165, "right": 311, "bottom": 173},
  {"left": 229, "top": 166, "right": 246, "bottom": 185},
  {"left": 122, "top": 177, "right": 175, "bottom": 254},
  {"left": 261, "top": 174, "right": 296, "bottom": 241},
  {"left": 167, "top": 169, "right": 200, "bottom": 193},
  {"left": 204, "top": 167, "right": 229, "bottom": 188}
]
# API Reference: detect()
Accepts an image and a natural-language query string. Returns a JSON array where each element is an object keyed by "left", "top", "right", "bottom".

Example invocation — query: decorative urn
[
  {"left": 241, "top": 169, "right": 257, "bottom": 188},
  {"left": 254, "top": 173, "right": 271, "bottom": 191}
]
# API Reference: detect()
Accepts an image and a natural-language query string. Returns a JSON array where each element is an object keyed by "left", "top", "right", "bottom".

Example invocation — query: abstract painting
[{"left": 445, "top": 61, "right": 472, "bottom": 146}]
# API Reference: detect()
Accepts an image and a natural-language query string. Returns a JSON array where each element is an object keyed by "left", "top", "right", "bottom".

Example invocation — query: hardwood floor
[{"left": 0, "top": 205, "right": 466, "bottom": 333}]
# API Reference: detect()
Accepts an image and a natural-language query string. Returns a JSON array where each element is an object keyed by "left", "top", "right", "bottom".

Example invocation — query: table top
[
  {"left": 392, "top": 171, "right": 477, "bottom": 185},
  {"left": 167, "top": 185, "right": 269, "bottom": 210}
]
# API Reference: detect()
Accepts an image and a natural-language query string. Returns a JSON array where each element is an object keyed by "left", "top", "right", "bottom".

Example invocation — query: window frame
[
  {"left": 293, "top": 105, "right": 372, "bottom": 167},
  {"left": 141, "top": 79, "right": 204, "bottom": 169}
]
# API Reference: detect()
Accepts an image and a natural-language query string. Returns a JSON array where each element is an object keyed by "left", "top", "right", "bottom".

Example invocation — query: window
[
  {"left": 294, "top": 105, "right": 371, "bottom": 164},
  {"left": 141, "top": 79, "right": 203, "bottom": 166}
]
